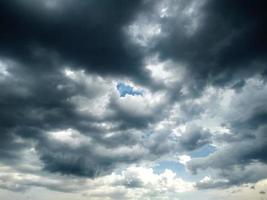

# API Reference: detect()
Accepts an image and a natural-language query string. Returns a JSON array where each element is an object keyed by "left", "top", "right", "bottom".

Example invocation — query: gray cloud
[
  {"left": 188, "top": 79, "right": 267, "bottom": 188},
  {"left": 152, "top": 0, "right": 267, "bottom": 87},
  {"left": 0, "top": 1, "right": 149, "bottom": 79},
  {"left": 0, "top": 0, "right": 266, "bottom": 197},
  {"left": 178, "top": 124, "right": 211, "bottom": 151}
]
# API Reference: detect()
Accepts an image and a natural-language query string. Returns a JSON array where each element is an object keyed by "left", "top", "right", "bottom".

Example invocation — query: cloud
[
  {"left": 0, "top": 0, "right": 267, "bottom": 198},
  {"left": 178, "top": 155, "right": 191, "bottom": 165},
  {"left": 0, "top": 63, "right": 171, "bottom": 178},
  {"left": 0, "top": 1, "right": 151, "bottom": 81},
  {"left": 178, "top": 124, "right": 211, "bottom": 151},
  {"left": 187, "top": 77, "right": 267, "bottom": 187},
  {"left": 0, "top": 164, "right": 194, "bottom": 199},
  {"left": 150, "top": 0, "right": 267, "bottom": 87}
]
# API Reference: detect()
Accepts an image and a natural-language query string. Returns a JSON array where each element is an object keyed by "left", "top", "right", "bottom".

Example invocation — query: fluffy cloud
[
  {"left": 0, "top": 165, "right": 194, "bottom": 199},
  {"left": 0, "top": 0, "right": 266, "bottom": 199},
  {"left": 187, "top": 77, "right": 267, "bottom": 187}
]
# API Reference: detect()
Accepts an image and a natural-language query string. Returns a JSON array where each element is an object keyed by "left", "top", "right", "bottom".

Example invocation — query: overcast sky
[{"left": 0, "top": 0, "right": 267, "bottom": 199}]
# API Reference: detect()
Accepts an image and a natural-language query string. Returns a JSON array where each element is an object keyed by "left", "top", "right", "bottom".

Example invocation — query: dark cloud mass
[
  {"left": 0, "top": 0, "right": 148, "bottom": 78},
  {"left": 0, "top": 0, "right": 267, "bottom": 198},
  {"left": 178, "top": 124, "right": 211, "bottom": 151},
  {"left": 154, "top": 0, "right": 267, "bottom": 86}
]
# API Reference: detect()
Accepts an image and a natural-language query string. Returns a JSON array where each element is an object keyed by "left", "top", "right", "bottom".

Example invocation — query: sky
[{"left": 0, "top": 0, "right": 267, "bottom": 199}]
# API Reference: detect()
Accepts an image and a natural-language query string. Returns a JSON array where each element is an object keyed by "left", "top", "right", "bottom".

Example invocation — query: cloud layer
[{"left": 0, "top": 0, "right": 267, "bottom": 199}]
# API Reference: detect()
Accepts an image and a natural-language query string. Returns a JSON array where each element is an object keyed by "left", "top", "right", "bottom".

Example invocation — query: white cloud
[
  {"left": 0, "top": 164, "right": 194, "bottom": 199},
  {"left": 127, "top": 21, "right": 162, "bottom": 47},
  {"left": 48, "top": 128, "right": 90, "bottom": 147},
  {"left": 178, "top": 155, "right": 191, "bottom": 165}
]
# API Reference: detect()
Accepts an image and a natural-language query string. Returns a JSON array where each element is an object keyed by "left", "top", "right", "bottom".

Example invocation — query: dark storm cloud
[
  {"left": 0, "top": 0, "right": 151, "bottom": 81},
  {"left": 178, "top": 124, "right": 211, "bottom": 151},
  {"left": 146, "top": 124, "right": 211, "bottom": 157},
  {"left": 140, "top": 0, "right": 267, "bottom": 188},
  {"left": 37, "top": 133, "right": 146, "bottom": 178},
  {"left": 0, "top": 60, "right": 88, "bottom": 165},
  {"left": 0, "top": 61, "right": 96, "bottom": 137},
  {"left": 0, "top": 59, "right": 148, "bottom": 177},
  {"left": 0, "top": 0, "right": 154, "bottom": 178},
  {"left": 153, "top": 0, "right": 267, "bottom": 86},
  {"left": 0, "top": 0, "right": 267, "bottom": 191},
  {"left": 188, "top": 83, "right": 267, "bottom": 188},
  {"left": 195, "top": 162, "right": 267, "bottom": 189},
  {"left": 0, "top": 131, "right": 29, "bottom": 164},
  {"left": 188, "top": 123, "right": 267, "bottom": 175},
  {"left": 108, "top": 98, "right": 166, "bottom": 130}
]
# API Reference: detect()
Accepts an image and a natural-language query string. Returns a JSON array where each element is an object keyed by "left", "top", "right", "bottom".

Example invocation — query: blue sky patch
[
  {"left": 189, "top": 145, "right": 216, "bottom": 158},
  {"left": 153, "top": 160, "right": 203, "bottom": 181},
  {"left": 154, "top": 160, "right": 185, "bottom": 175},
  {"left": 116, "top": 82, "right": 143, "bottom": 97}
]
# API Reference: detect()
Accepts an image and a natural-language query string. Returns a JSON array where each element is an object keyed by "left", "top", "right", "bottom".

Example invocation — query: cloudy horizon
[{"left": 0, "top": 0, "right": 267, "bottom": 199}]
